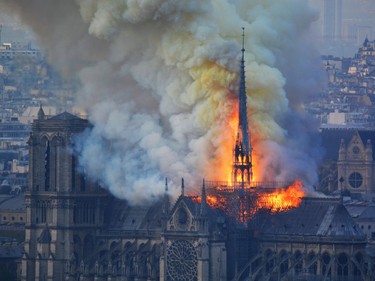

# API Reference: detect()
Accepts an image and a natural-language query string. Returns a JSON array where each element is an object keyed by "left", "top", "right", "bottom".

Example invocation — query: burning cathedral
[{"left": 21, "top": 32, "right": 372, "bottom": 281}]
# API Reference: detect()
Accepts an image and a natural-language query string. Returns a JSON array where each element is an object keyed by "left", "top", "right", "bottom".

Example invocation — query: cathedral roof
[
  {"left": 249, "top": 197, "right": 366, "bottom": 242},
  {"left": 103, "top": 194, "right": 228, "bottom": 236},
  {"left": 103, "top": 198, "right": 164, "bottom": 231},
  {"left": 357, "top": 206, "right": 375, "bottom": 221},
  {"left": 49, "top": 111, "right": 82, "bottom": 121},
  {"left": 32, "top": 111, "right": 89, "bottom": 134},
  {"left": 0, "top": 238, "right": 23, "bottom": 259}
]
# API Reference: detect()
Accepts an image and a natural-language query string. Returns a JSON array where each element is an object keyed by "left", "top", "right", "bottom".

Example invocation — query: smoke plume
[{"left": 1, "top": 0, "right": 322, "bottom": 203}]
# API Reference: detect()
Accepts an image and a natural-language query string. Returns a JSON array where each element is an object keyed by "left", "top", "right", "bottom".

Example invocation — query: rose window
[{"left": 166, "top": 240, "right": 198, "bottom": 281}]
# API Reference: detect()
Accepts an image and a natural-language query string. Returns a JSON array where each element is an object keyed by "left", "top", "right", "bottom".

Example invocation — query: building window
[
  {"left": 337, "top": 253, "right": 349, "bottom": 277},
  {"left": 352, "top": 146, "right": 360, "bottom": 154},
  {"left": 3, "top": 216, "right": 6, "bottom": 220},
  {"left": 349, "top": 172, "right": 363, "bottom": 188},
  {"left": 11, "top": 217, "right": 14, "bottom": 221}
]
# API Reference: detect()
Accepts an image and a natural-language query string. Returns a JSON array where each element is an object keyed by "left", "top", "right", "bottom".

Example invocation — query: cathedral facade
[
  {"left": 21, "top": 108, "right": 232, "bottom": 281},
  {"left": 320, "top": 128, "right": 375, "bottom": 196},
  {"left": 21, "top": 110, "right": 374, "bottom": 281}
]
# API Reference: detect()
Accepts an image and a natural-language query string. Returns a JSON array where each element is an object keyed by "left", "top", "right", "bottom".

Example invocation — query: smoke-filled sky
[{"left": 1, "top": 0, "right": 323, "bottom": 204}]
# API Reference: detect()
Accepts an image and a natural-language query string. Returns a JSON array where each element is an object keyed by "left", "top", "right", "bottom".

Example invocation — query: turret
[
  {"left": 338, "top": 139, "right": 346, "bottom": 161},
  {"left": 181, "top": 178, "right": 185, "bottom": 197},
  {"left": 365, "top": 139, "right": 373, "bottom": 162},
  {"left": 37, "top": 104, "right": 45, "bottom": 120},
  {"left": 163, "top": 178, "right": 170, "bottom": 216}
]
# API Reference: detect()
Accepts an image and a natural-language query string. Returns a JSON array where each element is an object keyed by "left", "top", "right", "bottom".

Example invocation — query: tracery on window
[
  {"left": 349, "top": 172, "right": 363, "bottom": 188},
  {"left": 166, "top": 240, "right": 197, "bottom": 281}
]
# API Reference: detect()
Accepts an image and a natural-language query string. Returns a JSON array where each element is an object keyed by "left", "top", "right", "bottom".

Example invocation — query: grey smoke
[{"left": 1, "top": 0, "right": 322, "bottom": 204}]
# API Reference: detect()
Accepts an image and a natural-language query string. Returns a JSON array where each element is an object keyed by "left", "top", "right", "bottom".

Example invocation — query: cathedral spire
[
  {"left": 239, "top": 27, "right": 250, "bottom": 154},
  {"left": 232, "top": 27, "right": 252, "bottom": 187},
  {"left": 38, "top": 103, "right": 45, "bottom": 120}
]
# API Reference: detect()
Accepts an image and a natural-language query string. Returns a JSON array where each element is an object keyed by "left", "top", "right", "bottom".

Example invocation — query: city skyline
[{"left": 309, "top": 0, "right": 375, "bottom": 56}]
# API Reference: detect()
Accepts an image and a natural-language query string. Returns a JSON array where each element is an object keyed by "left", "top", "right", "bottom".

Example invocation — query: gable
[
  {"left": 347, "top": 132, "right": 366, "bottom": 160},
  {"left": 168, "top": 199, "right": 196, "bottom": 232},
  {"left": 320, "top": 128, "right": 375, "bottom": 161}
]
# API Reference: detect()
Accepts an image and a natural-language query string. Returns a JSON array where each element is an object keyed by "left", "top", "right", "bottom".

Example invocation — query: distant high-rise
[{"left": 323, "top": 0, "right": 343, "bottom": 40}]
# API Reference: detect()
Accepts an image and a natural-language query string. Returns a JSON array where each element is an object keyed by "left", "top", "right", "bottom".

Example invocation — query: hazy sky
[
  {"left": 1, "top": 0, "right": 374, "bottom": 56},
  {"left": 309, "top": 0, "right": 375, "bottom": 56}
]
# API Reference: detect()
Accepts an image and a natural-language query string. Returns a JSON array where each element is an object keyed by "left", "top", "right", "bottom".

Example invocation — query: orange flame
[
  {"left": 189, "top": 180, "right": 304, "bottom": 222},
  {"left": 256, "top": 180, "right": 304, "bottom": 212},
  {"left": 213, "top": 104, "right": 261, "bottom": 183}
]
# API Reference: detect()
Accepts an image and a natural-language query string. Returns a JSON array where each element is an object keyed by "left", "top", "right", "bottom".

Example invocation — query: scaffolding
[{"left": 205, "top": 181, "right": 294, "bottom": 222}]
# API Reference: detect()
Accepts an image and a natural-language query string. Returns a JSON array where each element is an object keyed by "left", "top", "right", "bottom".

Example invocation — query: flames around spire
[{"left": 232, "top": 28, "right": 252, "bottom": 186}]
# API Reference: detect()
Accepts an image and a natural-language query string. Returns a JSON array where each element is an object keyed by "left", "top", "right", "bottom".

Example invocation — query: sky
[
  {"left": 309, "top": 0, "right": 375, "bottom": 56},
  {"left": 1, "top": 0, "right": 375, "bottom": 56}
]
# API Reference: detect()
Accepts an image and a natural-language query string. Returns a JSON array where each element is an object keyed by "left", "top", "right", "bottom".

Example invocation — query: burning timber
[
  {"left": 198, "top": 30, "right": 305, "bottom": 222},
  {"left": 203, "top": 180, "right": 303, "bottom": 222}
]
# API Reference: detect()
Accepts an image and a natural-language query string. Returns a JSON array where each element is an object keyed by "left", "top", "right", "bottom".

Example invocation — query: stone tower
[{"left": 22, "top": 110, "right": 107, "bottom": 281}]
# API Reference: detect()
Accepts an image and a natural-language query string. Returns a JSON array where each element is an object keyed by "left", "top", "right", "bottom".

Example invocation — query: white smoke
[{"left": 1, "top": 0, "right": 322, "bottom": 204}]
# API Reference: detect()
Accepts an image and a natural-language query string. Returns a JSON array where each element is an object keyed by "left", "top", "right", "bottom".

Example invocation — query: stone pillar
[
  {"left": 197, "top": 239, "right": 209, "bottom": 281},
  {"left": 159, "top": 256, "right": 165, "bottom": 281}
]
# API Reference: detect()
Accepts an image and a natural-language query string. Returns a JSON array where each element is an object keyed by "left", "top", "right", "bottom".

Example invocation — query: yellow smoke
[{"left": 1, "top": 0, "right": 321, "bottom": 201}]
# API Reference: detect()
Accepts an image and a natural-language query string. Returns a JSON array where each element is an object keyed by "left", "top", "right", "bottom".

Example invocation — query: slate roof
[
  {"left": 49, "top": 112, "right": 82, "bottom": 121},
  {"left": 104, "top": 198, "right": 164, "bottom": 231},
  {"left": 320, "top": 128, "right": 375, "bottom": 160},
  {"left": 174, "top": 195, "right": 229, "bottom": 233},
  {"left": 249, "top": 198, "right": 366, "bottom": 242},
  {"left": 33, "top": 110, "right": 90, "bottom": 133},
  {"left": 357, "top": 206, "right": 375, "bottom": 221},
  {"left": 104, "top": 194, "right": 228, "bottom": 235},
  {"left": 0, "top": 238, "right": 23, "bottom": 259},
  {"left": 0, "top": 194, "right": 25, "bottom": 211}
]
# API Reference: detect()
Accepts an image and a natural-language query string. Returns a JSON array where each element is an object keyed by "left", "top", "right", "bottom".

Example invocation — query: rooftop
[{"left": 249, "top": 197, "right": 366, "bottom": 242}]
